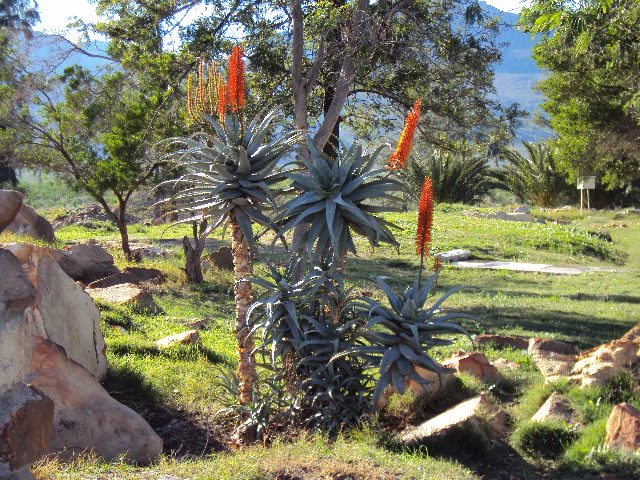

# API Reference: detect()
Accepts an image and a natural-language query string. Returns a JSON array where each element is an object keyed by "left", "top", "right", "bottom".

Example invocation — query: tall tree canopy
[
  {"left": 520, "top": 0, "right": 640, "bottom": 189},
  {"left": 92, "top": 0, "right": 523, "bottom": 157}
]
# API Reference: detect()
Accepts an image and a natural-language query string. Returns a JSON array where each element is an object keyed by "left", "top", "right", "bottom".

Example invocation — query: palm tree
[{"left": 497, "top": 141, "right": 571, "bottom": 208}]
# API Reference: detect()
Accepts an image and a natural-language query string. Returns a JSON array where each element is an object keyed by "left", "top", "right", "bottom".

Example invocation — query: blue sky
[{"left": 36, "top": 0, "right": 530, "bottom": 42}]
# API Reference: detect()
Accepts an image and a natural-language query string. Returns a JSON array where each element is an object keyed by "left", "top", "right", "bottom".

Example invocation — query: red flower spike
[
  {"left": 387, "top": 99, "right": 421, "bottom": 171},
  {"left": 228, "top": 46, "right": 245, "bottom": 112},
  {"left": 416, "top": 176, "right": 433, "bottom": 257}
]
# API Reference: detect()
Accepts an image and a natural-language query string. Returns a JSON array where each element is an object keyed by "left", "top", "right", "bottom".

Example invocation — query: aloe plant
[
  {"left": 352, "top": 270, "right": 474, "bottom": 409},
  {"left": 162, "top": 110, "right": 301, "bottom": 403},
  {"left": 277, "top": 138, "right": 404, "bottom": 262}
]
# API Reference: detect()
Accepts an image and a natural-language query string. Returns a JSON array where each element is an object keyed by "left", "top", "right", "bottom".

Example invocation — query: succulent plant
[
  {"left": 352, "top": 270, "right": 474, "bottom": 408},
  {"left": 276, "top": 138, "right": 405, "bottom": 261}
]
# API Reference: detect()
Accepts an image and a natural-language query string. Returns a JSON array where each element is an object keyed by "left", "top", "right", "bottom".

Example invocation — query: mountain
[{"left": 479, "top": 2, "right": 553, "bottom": 142}]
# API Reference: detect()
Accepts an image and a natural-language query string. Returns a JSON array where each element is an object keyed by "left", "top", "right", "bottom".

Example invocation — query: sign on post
[{"left": 577, "top": 176, "right": 596, "bottom": 210}]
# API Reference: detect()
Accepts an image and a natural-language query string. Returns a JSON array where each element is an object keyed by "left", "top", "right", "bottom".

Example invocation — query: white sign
[{"left": 577, "top": 176, "right": 596, "bottom": 190}]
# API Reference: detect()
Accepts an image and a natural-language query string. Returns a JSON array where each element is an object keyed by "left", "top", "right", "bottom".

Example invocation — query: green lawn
[{"left": 17, "top": 204, "right": 640, "bottom": 480}]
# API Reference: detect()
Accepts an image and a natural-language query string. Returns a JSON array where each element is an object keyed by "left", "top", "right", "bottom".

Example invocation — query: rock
[
  {"left": 553, "top": 219, "right": 571, "bottom": 225},
  {"left": 493, "top": 358, "right": 521, "bottom": 370},
  {"left": 156, "top": 330, "right": 200, "bottom": 348},
  {"left": 51, "top": 204, "right": 139, "bottom": 230},
  {"left": 0, "top": 249, "right": 36, "bottom": 313},
  {"left": 475, "top": 334, "right": 529, "bottom": 350},
  {"left": 0, "top": 190, "right": 24, "bottom": 234},
  {"left": 6, "top": 204, "right": 55, "bottom": 243},
  {"left": 5, "top": 243, "right": 107, "bottom": 379},
  {"left": 442, "top": 352, "right": 499, "bottom": 382},
  {"left": 531, "top": 351, "right": 577, "bottom": 383},
  {"left": 528, "top": 338, "right": 579, "bottom": 356},
  {"left": 204, "top": 246, "right": 234, "bottom": 271},
  {"left": 86, "top": 267, "right": 166, "bottom": 289},
  {"left": 396, "top": 393, "right": 507, "bottom": 446},
  {"left": 185, "top": 317, "right": 211, "bottom": 330},
  {"left": 605, "top": 403, "right": 640, "bottom": 452},
  {"left": 158, "top": 476, "right": 183, "bottom": 480},
  {"left": 86, "top": 283, "right": 157, "bottom": 312},
  {"left": 483, "top": 211, "right": 536, "bottom": 222},
  {"left": 29, "top": 340, "right": 163, "bottom": 464},
  {"left": 434, "top": 249, "right": 471, "bottom": 263},
  {"left": 620, "top": 324, "right": 640, "bottom": 343},
  {"left": 54, "top": 243, "right": 120, "bottom": 283},
  {"left": 514, "top": 206, "right": 531, "bottom": 214},
  {"left": 531, "top": 392, "right": 575, "bottom": 424},
  {"left": 0, "top": 383, "right": 54, "bottom": 478},
  {"left": 571, "top": 340, "right": 639, "bottom": 387}
]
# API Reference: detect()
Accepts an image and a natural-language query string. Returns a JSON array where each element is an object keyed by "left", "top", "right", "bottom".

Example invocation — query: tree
[
  {"left": 0, "top": 0, "right": 38, "bottom": 30},
  {"left": 1, "top": 59, "right": 186, "bottom": 256},
  {"left": 497, "top": 141, "right": 572, "bottom": 208},
  {"left": 519, "top": 0, "right": 640, "bottom": 189}
]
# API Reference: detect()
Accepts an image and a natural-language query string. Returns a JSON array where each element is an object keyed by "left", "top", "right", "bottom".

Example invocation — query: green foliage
[
  {"left": 401, "top": 152, "right": 496, "bottom": 205},
  {"left": 277, "top": 139, "right": 403, "bottom": 261},
  {"left": 519, "top": 0, "right": 640, "bottom": 190},
  {"left": 512, "top": 420, "right": 579, "bottom": 460},
  {"left": 161, "top": 110, "right": 301, "bottom": 251},
  {"left": 352, "top": 271, "right": 472, "bottom": 408},
  {"left": 497, "top": 142, "right": 572, "bottom": 208}
]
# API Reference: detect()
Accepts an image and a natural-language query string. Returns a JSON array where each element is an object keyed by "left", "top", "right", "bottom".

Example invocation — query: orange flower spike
[
  {"left": 228, "top": 46, "right": 245, "bottom": 111},
  {"left": 187, "top": 74, "right": 194, "bottom": 118},
  {"left": 416, "top": 177, "right": 434, "bottom": 257},
  {"left": 217, "top": 82, "right": 227, "bottom": 121},
  {"left": 387, "top": 99, "right": 421, "bottom": 170},
  {"left": 196, "top": 58, "right": 205, "bottom": 112}
]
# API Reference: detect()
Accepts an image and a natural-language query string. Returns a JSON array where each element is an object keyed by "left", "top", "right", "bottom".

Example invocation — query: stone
[
  {"left": 6, "top": 204, "right": 55, "bottom": 243},
  {"left": 86, "top": 283, "right": 157, "bottom": 311},
  {"left": 204, "top": 246, "right": 234, "bottom": 271},
  {"left": 0, "top": 249, "right": 36, "bottom": 313},
  {"left": 396, "top": 393, "right": 507, "bottom": 446},
  {"left": 0, "top": 383, "right": 54, "bottom": 476},
  {"left": 54, "top": 243, "right": 120, "bottom": 283},
  {"left": 0, "top": 190, "right": 24, "bottom": 234},
  {"left": 5, "top": 243, "right": 107, "bottom": 380},
  {"left": 185, "top": 317, "right": 211, "bottom": 330},
  {"left": 156, "top": 330, "right": 200, "bottom": 348},
  {"left": 531, "top": 351, "right": 577, "bottom": 383},
  {"left": 51, "top": 204, "right": 139, "bottom": 230},
  {"left": 158, "top": 476, "right": 183, "bottom": 480},
  {"left": 605, "top": 403, "right": 640, "bottom": 452},
  {"left": 571, "top": 340, "right": 639, "bottom": 387},
  {"left": 528, "top": 338, "right": 579, "bottom": 356},
  {"left": 434, "top": 249, "right": 471, "bottom": 263},
  {"left": 28, "top": 340, "right": 163, "bottom": 464},
  {"left": 475, "top": 334, "right": 529, "bottom": 350},
  {"left": 531, "top": 392, "right": 575, "bottom": 424},
  {"left": 86, "top": 266, "right": 166, "bottom": 289},
  {"left": 483, "top": 210, "right": 536, "bottom": 222},
  {"left": 442, "top": 351, "right": 499, "bottom": 382},
  {"left": 493, "top": 358, "right": 521, "bottom": 370},
  {"left": 514, "top": 205, "right": 531, "bottom": 214},
  {"left": 553, "top": 219, "right": 571, "bottom": 225},
  {"left": 620, "top": 324, "right": 640, "bottom": 344}
]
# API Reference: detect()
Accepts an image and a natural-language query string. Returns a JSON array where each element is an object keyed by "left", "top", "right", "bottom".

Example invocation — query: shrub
[
  {"left": 512, "top": 420, "right": 579, "bottom": 460},
  {"left": 401, "top": 152, "right": 496, "bottom": 205}
]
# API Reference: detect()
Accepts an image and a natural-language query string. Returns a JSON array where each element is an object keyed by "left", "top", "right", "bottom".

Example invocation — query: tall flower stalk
[
  {"left": 416, "top": 177, "right": 434, "bottom": 278},
  {"left": 387, "top": 99, "right": 421, "bottom": 171}
]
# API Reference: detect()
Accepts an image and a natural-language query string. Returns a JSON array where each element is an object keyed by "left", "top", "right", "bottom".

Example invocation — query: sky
[{"left": 35, "top": 0, "right": 530, "bottom": 42}]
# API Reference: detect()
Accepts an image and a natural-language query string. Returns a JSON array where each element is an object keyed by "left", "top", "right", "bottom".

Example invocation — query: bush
[{"left": 512, "top": 420, "right": 579, "bottom": 460}]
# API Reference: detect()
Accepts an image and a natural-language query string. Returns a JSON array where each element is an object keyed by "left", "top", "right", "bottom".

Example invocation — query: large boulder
[
  {"left": 29, "top": 340, "right": 163, "bottom": 464},
  {"left": 5, "top": 243, "right": 107, "bottom": 379},
  {"left": 396, "top": 393, "right": 507, "bottom": 447},
  {"left": 0, "top": 190, "right": 24, "bottom": 234},
  {"left": 531, "top": 351, "right": 577, "bottom": 383},
  {"left": 156, "top": 330, "right": 199, "bottom": 348},
  {"left": 6, "top": 204, "right": 55, "bottom": 243},
  {"left": 86, "top": 266, "right": 166, "bottom": 289},
  {"left": 0, "top": 383, "right": 54, "bottom": 480},
  {"left": 53, "top": 243, "right": 120, "bottom": 283},
  {"left": 0, "top": 244, "right": 161, "bottom": 466},
  {"left": 605, "top": 403, "right": 640, "bottom": 453},
  {"left": 571, "top": 340, "right": 639, "bottom": 388},
  {"left": 528, "top": 338, "right": 579, "bottom": 356},
  {"left": 204, "top": 246, "right": 234, "bottom": 272},
  {"left": 621, "top": 324, "right": 640, "bottom": 344}
]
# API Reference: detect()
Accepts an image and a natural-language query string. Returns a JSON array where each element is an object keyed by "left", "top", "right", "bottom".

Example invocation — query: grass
[{"left": 15, "top": 202, "right": 640, "bottom": 480}]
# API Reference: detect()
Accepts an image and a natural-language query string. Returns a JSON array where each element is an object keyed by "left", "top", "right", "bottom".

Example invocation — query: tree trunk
[
  {"left": 229, "top": 211, "right": 256, "bottom": 405},
  {"left": 183, "top": 235, "right": 205, "bottom": 283},
  {"left": 115, "top": 217, "right": 132, "bottom": 258}
]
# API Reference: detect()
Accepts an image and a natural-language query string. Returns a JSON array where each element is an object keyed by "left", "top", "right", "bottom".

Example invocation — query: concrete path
[{"left": 454, "top": 260, "right": 621, "bottom": 275}]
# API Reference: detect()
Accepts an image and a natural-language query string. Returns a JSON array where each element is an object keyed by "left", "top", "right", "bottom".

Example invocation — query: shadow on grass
[
  {"left": 102, "top": 363, "right": 228, "bottom": 456},
  {"left": 108, "top": 340, "right": 225, "bottom": 364}
]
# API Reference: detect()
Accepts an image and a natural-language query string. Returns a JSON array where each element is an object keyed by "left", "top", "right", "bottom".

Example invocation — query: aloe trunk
[{"left": 230, "top": 211, "right": 257, "bottom": 404}]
